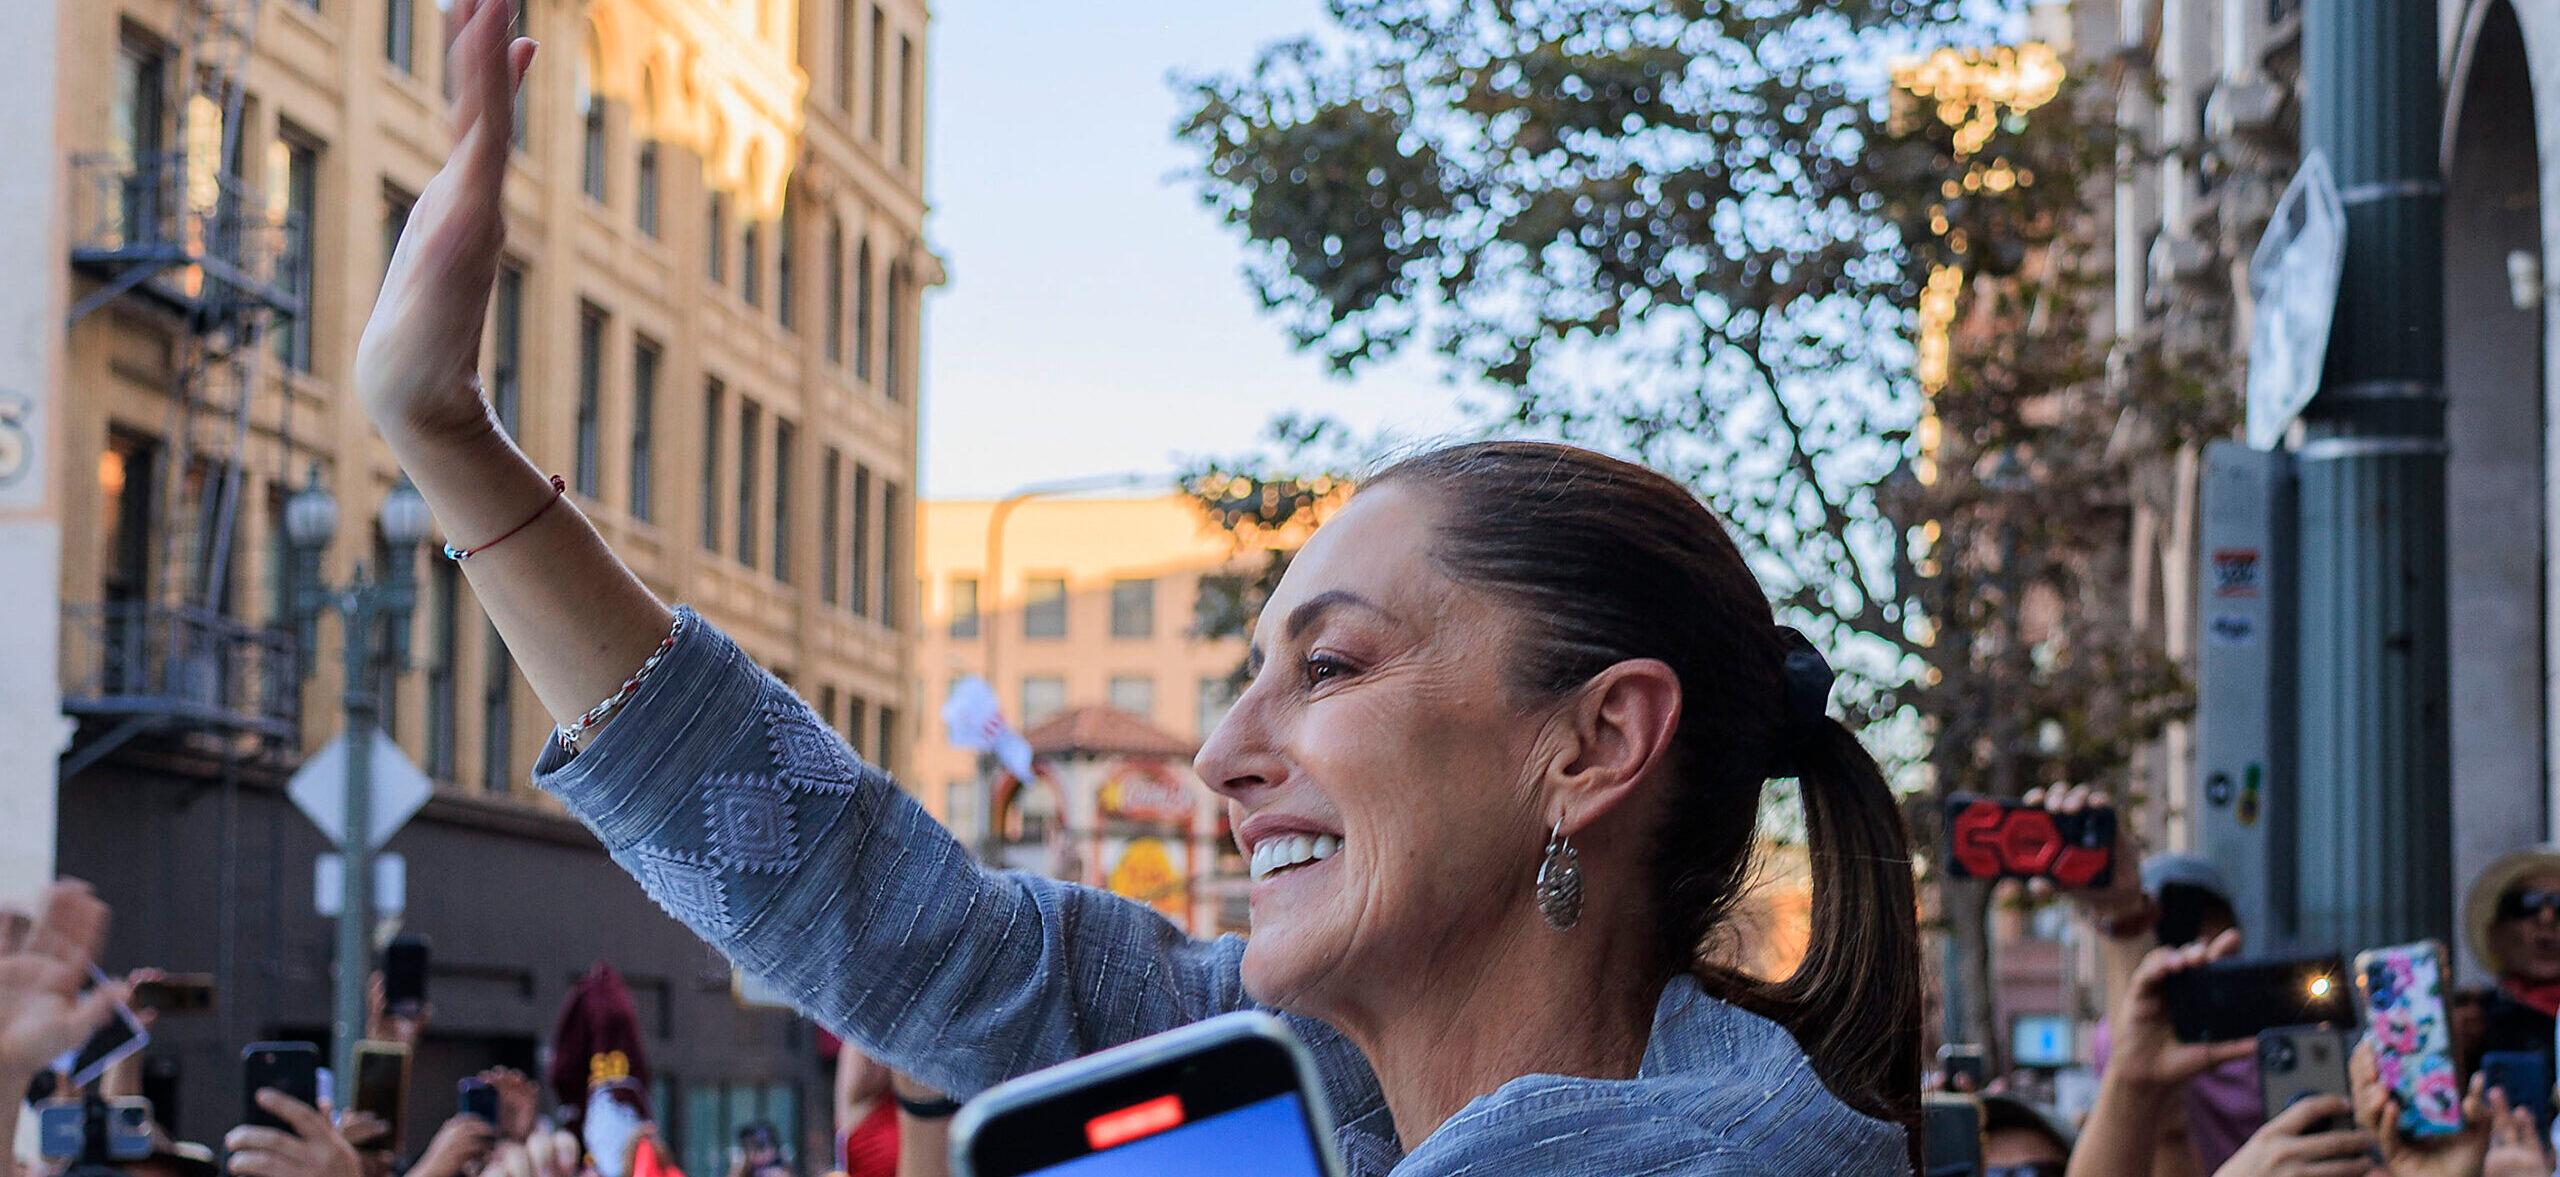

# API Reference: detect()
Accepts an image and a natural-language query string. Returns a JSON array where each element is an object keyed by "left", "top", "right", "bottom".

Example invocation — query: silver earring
[{"left": 1536, "top": 817, "right": 1583, "bottom": 931}]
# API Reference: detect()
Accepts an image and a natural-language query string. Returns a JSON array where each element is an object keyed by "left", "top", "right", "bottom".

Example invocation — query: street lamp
[{"left": 288, "top": 465, "right": 427, "bottom": 1088}]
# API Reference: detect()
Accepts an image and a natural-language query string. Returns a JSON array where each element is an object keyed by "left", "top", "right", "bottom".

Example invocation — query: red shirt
[{"left": 840, "top": 1100, "right": 898, "bottom": 1177}]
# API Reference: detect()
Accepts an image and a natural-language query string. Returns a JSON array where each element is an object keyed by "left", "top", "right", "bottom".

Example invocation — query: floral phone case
[{"left": 2355, "top": 940, "right": 2462, "bottom": 1138}]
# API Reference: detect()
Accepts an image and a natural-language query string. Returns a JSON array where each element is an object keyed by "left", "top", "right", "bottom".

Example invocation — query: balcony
[
  {"left": 59, "top": 603, "right": 300, "bottom": 776},
  {"left": 66, "top": 151, "right": 304, "bottom": 329}
]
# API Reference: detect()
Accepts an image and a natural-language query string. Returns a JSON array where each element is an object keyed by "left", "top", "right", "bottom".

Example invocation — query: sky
[{"left": 915, "top": 3, "right": 1480, "bottom": 500}]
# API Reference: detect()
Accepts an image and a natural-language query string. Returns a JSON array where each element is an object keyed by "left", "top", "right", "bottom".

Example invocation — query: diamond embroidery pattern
[
  {"left": 764, "top": 698, "right": 862, "bottom": 792},
  {"left": 708, "top": 778, "right": 799, "bottom": 874},
  {"left": 635, "top": 848, "right": 732, "bottom": 936}
]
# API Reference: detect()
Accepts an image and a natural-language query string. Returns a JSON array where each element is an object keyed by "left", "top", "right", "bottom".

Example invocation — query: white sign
[
  {"left": 289, "top": 729, "right": 434, "bottom": 850},
  {"left": 2245, "top": 154, "right": 2348, "bottom": 450},
  {"left": 941, "top": 676, "right": 1036, "bottom": 783},
  {"left": 314, "top": 852, "right": 407, "bottom": 918}
]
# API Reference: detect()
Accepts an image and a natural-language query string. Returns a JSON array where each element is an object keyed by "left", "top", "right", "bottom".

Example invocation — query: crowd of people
[{"left": 0, "top": 882, "right": 960, "bottom": 1177}]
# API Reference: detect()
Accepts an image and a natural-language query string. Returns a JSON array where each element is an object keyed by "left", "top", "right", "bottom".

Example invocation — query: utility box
[{"left": 2195, "top": 441, "right": 2297, "bottom": 953}]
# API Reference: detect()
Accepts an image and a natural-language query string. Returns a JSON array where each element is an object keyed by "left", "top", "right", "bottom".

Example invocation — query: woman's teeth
[{"left": 1249, "top": 834, "right": 1341, "bottom": 881}]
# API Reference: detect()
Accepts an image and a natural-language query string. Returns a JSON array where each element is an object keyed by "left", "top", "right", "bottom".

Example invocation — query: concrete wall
[{"left": 0, "top": 0, "right": 65, "bottom": 899}]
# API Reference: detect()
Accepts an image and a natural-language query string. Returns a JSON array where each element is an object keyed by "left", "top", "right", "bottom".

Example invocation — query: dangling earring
[{"left": 1536, "top": 817, "right": 1583, "bottom": 931}]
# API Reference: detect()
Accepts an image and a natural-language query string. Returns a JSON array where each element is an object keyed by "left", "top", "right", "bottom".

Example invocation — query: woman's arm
[{"left": 355, "top": 0, "right": 668, "bottom": 726}]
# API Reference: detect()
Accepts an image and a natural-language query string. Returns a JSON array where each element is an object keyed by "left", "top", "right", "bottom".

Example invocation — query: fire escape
[{"left": 59, "top": 0, "right": 303, "bottom": 779}]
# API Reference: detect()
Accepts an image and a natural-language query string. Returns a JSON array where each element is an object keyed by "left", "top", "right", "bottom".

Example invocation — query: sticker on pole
[{"left": 2244, "top": 153, "right": 2347, "bottom": 451}]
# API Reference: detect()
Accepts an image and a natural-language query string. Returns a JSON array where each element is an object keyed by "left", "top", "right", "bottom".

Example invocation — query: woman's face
[
  {"left": 2492, "top": 869, "right": 2560, "bottom": 982},
  {"left": 1195, "top": 484, "right": 1552, "bottom": 1015}
]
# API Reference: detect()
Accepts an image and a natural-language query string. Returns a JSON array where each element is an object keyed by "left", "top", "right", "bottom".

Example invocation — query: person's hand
[
  {"left": 2350, "top": 1040, "right": 2493, "bottom": 1177},
  {"left": 2103, "top": 928, "right": 2256, "bottom": 1091},
  {"left": 366, "top": 973, "right": 430, "bottom": 1049},
  {"left": 338, "top": 1111, "right": 393, "bottom": 1154},
  {"left": 2023, "top": 786, "right": 2150, "bottom": 929},
  {"left": 487, "top": 1127, "right": 585, "bottom": 1177},
  {"left": 411, "top": 1114, "right": 498, "bottom": 1177},
  {"left": 2212, "top": 1095, "right": 2372, "bottom": 1177},
  {"left": 2481, "top": 1087, "right": 2552, "bottom": 1177},
  {"left": 0, "top": 881, "right": 122, "bottom": 1087},
  {"left": 483, "top": 1067, "right": 541, "bottom": 1143},
  {"left": 225, "top": 1091, "right": 362, "bottom": 1177},
  {"left": 353, "top": 0, "right": 538, "bottom": 447}
]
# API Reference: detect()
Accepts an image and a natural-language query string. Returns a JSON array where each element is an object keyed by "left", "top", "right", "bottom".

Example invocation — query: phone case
[
  {"left": 2256, "top": 1027, "right": 2353, "bottom": 1123},
  {"left": 2356, "top": 941, "right": 2463, "bottom": 1138}
]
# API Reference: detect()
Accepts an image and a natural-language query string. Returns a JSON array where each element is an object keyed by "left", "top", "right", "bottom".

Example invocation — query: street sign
[
  {"left": 314, "top": 852, "right": 406, "bottom": 918},
  {"left": 288, "top": 729, "right": 434, "bottom": 851},
  {"left": 2244, "top": 154, "right": 2347, "bottom": 450}
]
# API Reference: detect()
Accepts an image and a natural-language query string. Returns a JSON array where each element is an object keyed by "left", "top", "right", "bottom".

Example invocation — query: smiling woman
[{"left": 352, "top": 6, "right": 1919, "bottom": 1173}]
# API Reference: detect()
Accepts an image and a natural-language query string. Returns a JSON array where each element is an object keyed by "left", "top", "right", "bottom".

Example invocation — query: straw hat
[{"left": 2463, "top": 845, "right": 2560, "bottom": 976}]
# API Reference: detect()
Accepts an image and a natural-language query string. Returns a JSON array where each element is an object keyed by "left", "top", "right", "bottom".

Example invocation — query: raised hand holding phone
[{"left": 0, "top": 881, "right": 124, "bottom": 1089}]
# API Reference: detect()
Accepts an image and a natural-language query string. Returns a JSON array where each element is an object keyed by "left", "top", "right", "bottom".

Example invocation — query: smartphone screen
[
  {"left": 57, "top": 967, "right": 150, "bottom": 1088},
  {"left": 382, "top": 936, "right": 430, "bottom": 1016},
  {"left": 954, "top": 1013, "right": 1339, "bottom": 1177},
  {"left": 242, "top": 1042, "right": 322, "bottom": 1133},
  {"left": 457, "top": 1077, "right": 499, "bottom": 1124},
  {"left": 353, "top": 1043, "right": 410, "bottom": 1144}
]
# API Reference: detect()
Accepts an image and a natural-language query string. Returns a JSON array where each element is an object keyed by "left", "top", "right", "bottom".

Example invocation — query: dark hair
[
  {"left": 2155, "top": 882, "right": 2235, "bottom": 948},
  {"left": 1369, "top": 441, "right": 1922, "bottom": 1130}
]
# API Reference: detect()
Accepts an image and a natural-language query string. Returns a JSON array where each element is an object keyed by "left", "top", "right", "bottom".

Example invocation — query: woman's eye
[{"left": 1304, "top": 654, "right": 1354, "bottom": 686}]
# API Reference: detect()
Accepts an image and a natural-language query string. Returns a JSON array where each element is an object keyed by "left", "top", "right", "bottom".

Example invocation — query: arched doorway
[{"left": 2445, "top": 0, "right": 2548, "bottom": 977}]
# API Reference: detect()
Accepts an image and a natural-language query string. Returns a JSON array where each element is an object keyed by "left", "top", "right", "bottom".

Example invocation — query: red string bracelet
[{"left": 444, "top": 474, "right": 567, "bottom": 561}]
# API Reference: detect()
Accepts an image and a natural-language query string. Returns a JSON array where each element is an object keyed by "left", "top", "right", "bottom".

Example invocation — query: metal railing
[
  {"left": 60, "top": 602, "right": 300, "bottom": 742},
  {"left": 65, "top": 151, "right": 304, "bottom": 321}
]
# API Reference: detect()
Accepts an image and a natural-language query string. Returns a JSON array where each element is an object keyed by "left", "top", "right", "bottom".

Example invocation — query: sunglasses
[
  {"left": 2498, "top": 889, "right": 2560, "bottom": 922},
  {"left": 1986, "top": 1166, "right": 2067, "bottom": 1177}
]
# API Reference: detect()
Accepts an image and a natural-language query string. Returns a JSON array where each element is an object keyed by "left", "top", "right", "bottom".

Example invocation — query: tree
[{"left": 1175, "top": 1, "right": 2230, "bottom": 1055}]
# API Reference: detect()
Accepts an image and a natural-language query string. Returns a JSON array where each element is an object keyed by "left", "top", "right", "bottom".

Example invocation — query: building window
[
  {"left": 100, "top": 432, "right": 159, "bottom": 609},
  {"left": 269, "top": 130, "right": 320, "bottom": 372},
  {"left": 868, "top": 4, "right": 886, "bottom": 141},
  {"left": 817, "top": 686, "right": 838, "bottom": 731},
  {"left": 836, "top": 0, "right": 856, "bottom": 112},
  {"left": 845, "top": 694, "right": 870, "bottom": 749},
  {"left": 630, "top": 336, "right": 660, "bottom": 522},
  {"left": 110, "top": 36, "right": 166, "bottom": 248},
  {"left": 386, "top": 0, "right": 414, "bottom": 72},
  {"left": 853, "top": 236, "right": 875, "bottom": 380},
  {"left": 772, "top": 420, "right": 796, "bottom": 585},
  {"left": 491, "top": 263, "right": 524, "bottom": 436},
  {"left": 1023, "top": 576, "right": 1067, "bottom": 640},
  {"left": 884, "top": 259, "right": 906, "bottom": 401},
  {"left": 949, "top": 576, "right": 980, "bottom": 638},
  {"left": 849, "top": 463, "right": 872, "bottom": 617},
  {"left": 482, "top": 623, "right": 513, "bottom": 791},
  {"left": 1193, "top": 573, "right": 1248, "bottom": 638},
  {"left": 382, "top": 185, "right": 415, "bottom": 283},
  {"left": 635, "top": 141, "right": 660, "bottom": 236},
  {"left": 574, "top": 302, "right": 605, "bottom": 497},
  {"left": 824, "top": 215, "right": 846, "bottom": 363},
  {"left": 736, "top": 399, "right": 762, "bottom": 568},
  {"left": 1022, "top": 676, "right": 1066, "bottom": 728},
  {"left": 741, "top": 221, "right": 764, "bottom": 307},
  {"left": 706, "top": 192, "right": 727, "bottom": 284},
  {"left": 1197, "top": 676, "right": 1239, "bottom": 741},
  {"left": 777, "top": 191, "right": 799, "bottom": 331},
  {"left": 897, "top": 34, "right": 915, "bottom": 169},
  {"left": 881, "top": 481, "right": 902, "bottom": 627},
  {"left": 1108, "top": 675, "right": 1154, "bottom": 719},
  {"left": 876, "top": 706, "right": 900, "bottom": 776},
  {"left": 426, "top": 558, "right": 461, "bottom": 781},
  {"left": 700, "top": 379, "right": 725, "bottom": 552},
  {"left": 819, "top": 450, "right": 842, "bottom": 605},
  {"left": 1110, "top": 578, "right": 1154, "bottom": 639},
  {"left": 579, "top": 88, "right": 607, "bottom": 202}
]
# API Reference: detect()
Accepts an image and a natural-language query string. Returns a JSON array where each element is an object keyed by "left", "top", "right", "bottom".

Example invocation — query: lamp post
[{"left": 287, "top": 464, "right": 429, "bottom": 1086}]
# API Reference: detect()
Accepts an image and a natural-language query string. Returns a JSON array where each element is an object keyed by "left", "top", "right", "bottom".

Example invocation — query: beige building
[{"left": 911, "top": 495, "right": 1268, "bottom": 842}]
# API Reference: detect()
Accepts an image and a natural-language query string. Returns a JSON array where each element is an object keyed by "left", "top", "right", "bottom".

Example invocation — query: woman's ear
[{"left": 1543, "top": 658, "right": 1682, "bottom": 832}]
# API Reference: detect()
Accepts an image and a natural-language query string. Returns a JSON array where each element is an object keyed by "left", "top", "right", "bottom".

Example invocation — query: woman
[
  {"left": 368, "top": 4, "right": 1922, "bottom": 1171},
  {"left": 2460, "top": 846, "right": 2560, "bottom": 1060}
]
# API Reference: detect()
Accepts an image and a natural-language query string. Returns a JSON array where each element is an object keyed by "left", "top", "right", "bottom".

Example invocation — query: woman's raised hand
[{"left": 354, "top": 0, "right": 536, "bottom": 447}]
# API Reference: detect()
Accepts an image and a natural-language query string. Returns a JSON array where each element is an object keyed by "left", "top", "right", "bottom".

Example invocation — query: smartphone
[
  {"left": 2257, "top": 1026, "right": 2354, "bottom": 1130},
  {"left": 31, "top": 1100, "right": 151, "bottom": 1161},
  {"left": 1942, "top": 794, "right": 2116, "bottom": 888},
  {"left": 55, "top": 966, "right": 150, "bottom": 1088},
  {"left": 2482, "top": 1050, "right": 2553, "bottom": 1133},
  {"left": 2356, "top": 941, "right": 2463, "bottom": 1138},
  {"left": 1936, "top": 1044, "right": 1988, "bottom": 1092},
  {"left": 352, "top": 1041, "right": 411, "bottom": 1146},
  {"left": 457, "top": 1076, "right": 499, "bottom": 1125},
  {"left": 133, "top": 973, "right": 216, "bottom": 1015},
  {"left": 241, "top": 1042, "right": 322, "bottom": 1133},
  {"left": 2161, "top": 954, "right": 2353, "bottom": 1043},
  {"left": 1920, "top": 1092, "right": 1983, "bottom": 1177},
  {"left": 382, "top": 935, "right": 430, "bottom": 1018},
  {"left": 948, "top": 1012, "right": 1345, "bottom": 1177}
]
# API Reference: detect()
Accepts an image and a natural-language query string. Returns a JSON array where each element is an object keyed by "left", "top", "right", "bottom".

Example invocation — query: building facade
[{"left": 39, "top": 0, "right": 933, "bottom": 1158}]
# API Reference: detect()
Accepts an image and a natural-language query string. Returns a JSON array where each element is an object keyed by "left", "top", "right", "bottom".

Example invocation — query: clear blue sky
[{"left": 916, "top": 2, "right": 1479, "bottom": 500}]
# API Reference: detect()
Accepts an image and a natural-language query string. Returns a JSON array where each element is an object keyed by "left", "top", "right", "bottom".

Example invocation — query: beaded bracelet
[{"left": 558, "top": 611, "right": 686, "bottom": 751}]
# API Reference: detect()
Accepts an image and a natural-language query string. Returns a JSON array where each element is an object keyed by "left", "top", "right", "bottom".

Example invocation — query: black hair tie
[{"left": 1769, "top": 626, "right": 1837, "bottom": 779}]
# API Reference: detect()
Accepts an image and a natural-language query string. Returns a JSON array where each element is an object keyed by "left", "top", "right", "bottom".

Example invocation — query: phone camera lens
[{"left": 2264, "top": 1041, "right": 2297, "bottom": 1073}]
